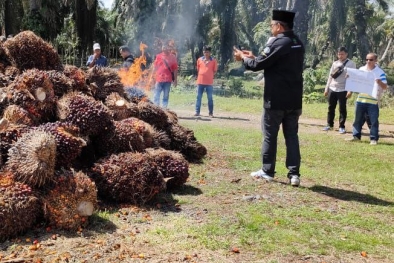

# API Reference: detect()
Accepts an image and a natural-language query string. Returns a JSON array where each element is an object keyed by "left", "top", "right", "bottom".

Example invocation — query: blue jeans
[
  {"left": 261, "top": 108, "right": 302, "bottom": 178},
  {"left": 195, "top": 84, "right": 213, "bottom": 114},
  {"left": 352, "top": 102, "right": 379, "bottom": 141},
  {"left": 153, "top": 82, "right": 172, "bottom": 108}
]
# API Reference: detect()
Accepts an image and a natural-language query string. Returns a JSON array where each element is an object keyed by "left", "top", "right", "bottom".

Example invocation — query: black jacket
[
  {"left": 243, "top": 31, "right": 305, "bottom": 110},
  {"left": 122, "top": 55, "right": 135, "bottom": 69}
]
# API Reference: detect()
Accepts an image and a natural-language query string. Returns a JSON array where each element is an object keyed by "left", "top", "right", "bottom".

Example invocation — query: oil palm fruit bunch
[
  {"left": 86, "top": 67, "right": 124, "bottom": 101},
  {"left": 2, "top": 104, "right": 37, "bottom": 126},
  {"left": 89, "top": 152, "right": 166, "bottom": 205},
  {"left": 36, "top": 121, "right": 86, "bottom": 168},
  {"left": 167, "top": 123, "right": 207, "bottom": 163},
  {"left": 0, "top": 172, "right": 40, "bottom": 242},
  {"left": 124, "top": 87, "right": 150, "bottom": 104},
  {"left": 105, "top": 92, "right": 139, "bottom": 121},
  {"left": 63, "top": 65, "right": 89, "bottom": 94},
  {"left": 0, "top": 122, "right": 29, "bottom": 163},
  {"left": 3, "top": 31, "right": 63, "bottom": 71},
  {"left": 6, "top": 69, "right": 57, "bottom": 123},
  {"left": 120, "top": 117, "right": 157, "bottom": 148},
  {"left": 165, "top": 109, "right": 179, "bottom": 125},
  {"left": 46, "top": 70, "right": 74, "bottom": 97},
  {"left": 1, "top": 88, "right": 10, "bottom": 116},
  {"left": 5, "top": 130, "right": 56, "bottom": 188},
  {"left": 93, "top": 120, "right": 145, "bottom": 155},
  {"left": 137, "top": 101, "right": 170, "bottom": 130},
  {"left": 42, "top": 170, "right": 97, "bottom": 231},
  {"left": 1, "top": 66, "right": 20, "bottom": 87},
  {"left": 145, "top": 148, "right": 189, "bottom": 189},
  {"left": 57, "top": 92, "right": 114, "bottom": 136}
]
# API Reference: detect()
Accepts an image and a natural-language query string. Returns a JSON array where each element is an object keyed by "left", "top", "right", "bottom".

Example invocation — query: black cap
[
  {"left": 272, "top": 10, "right": 295, "bottom": 28},
  {"left": 119, "top": 45, "right": 130, "bottom": 52}
]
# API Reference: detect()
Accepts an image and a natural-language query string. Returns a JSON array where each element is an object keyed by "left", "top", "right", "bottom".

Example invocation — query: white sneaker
[
  {"left": 250, "top": 169, "right": 274, "bottom": 181},
  {"left": 290, "top": 175, "right": 300, "bottom": 187},
  {"left": 370, "top": 140, "right": 377, "bottom": 145},
  {"left": 338, "top": 128, "right": 346, "bottom": 134},
  {"left": 345, "top": 136, "right": 360, "bottom": 141}
]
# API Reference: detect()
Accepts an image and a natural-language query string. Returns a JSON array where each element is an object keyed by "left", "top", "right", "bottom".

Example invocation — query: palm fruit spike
[
  {"left": 63, "top": 65, "right": 89, "bottom": 94},
  {"left": 89, "top": 152, "right": 166, "bottom": 205},
  {"left": 46, "top": 70, "right": 74, "bottom": 97},
  {"left": 145, "top": 148, "right": 189, "bottom": 189},
  {"left": 86, "top": 67, "right": 124, "bottom": 101},
  {"left": 167, "top": 123, "right": 207, "bottom": 163},
  {"left": 0, "top": 122, "right": 29, "bottom": 164},
  {"left": 105, "top": 92, "right": 139, "bottom": 121},
  {"left": 93, "top": 120, "right": 145, "bottom": 155},
  {"left": 2, "top": 104, "right": 37, "bottom": 126},
  {"left": 57, "top": 92, "right": 114, "bottom": 136},
  {"left": 3, "top": 30, "right": 63, "bottom": 71},
  {"left": 6, "top": 69, "right": 57, "bottom": 123},
  {"left": 5, "top": 130, "right": 56, "bottom": 188},
  {"left": 42, "top": 170, "right": 97, "bottom": 231},
  {"left": 0, "top": 172, "right": 41, "bottom": 242},
  {"left": 36, "top": 121, "right": 86, "bottom": 168},
  {"left": 137, "top": 101, "right": 170, "bottom": 130}
]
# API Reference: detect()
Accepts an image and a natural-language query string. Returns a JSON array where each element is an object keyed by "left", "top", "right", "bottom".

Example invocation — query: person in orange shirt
[{"left": 194, "top": 45, "right": 218, "bottom": 117}]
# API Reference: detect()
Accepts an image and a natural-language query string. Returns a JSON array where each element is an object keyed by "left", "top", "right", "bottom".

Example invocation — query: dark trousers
[
  {"left": 327, "top": 90, "right": 348, "bottom": 128},
  {"left": 261, "top": 108, "right": 302, "bottom": 178}
]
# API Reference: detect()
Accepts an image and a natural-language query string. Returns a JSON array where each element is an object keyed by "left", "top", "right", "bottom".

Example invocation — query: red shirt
[
  {"left": 154, "top": 52, "right": 178, "bottom": 82},
  {"left": 197, "top": 56, "right": 217, "bottom": 85}
]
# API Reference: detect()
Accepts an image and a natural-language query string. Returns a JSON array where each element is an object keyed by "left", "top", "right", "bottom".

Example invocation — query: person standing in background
[
  {"left": 323, "top": 47, "right": 356, "bottom": 134},
  {"left": 194, "top": 45, "right": 218, "bottom": 117},
  {"left": 87, "top": 43, "right": 108, "bottom": 68},
  {"left": 346, "top": 53, "right": 387, "bottom": 145},
  {"left": 119, "top": 45, "right": 135, "bottom": 70},
  {"left": 152, "top": 45, "right": 178, "bottom": 109}
]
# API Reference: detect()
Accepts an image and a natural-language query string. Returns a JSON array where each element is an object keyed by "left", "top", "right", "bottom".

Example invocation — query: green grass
[{"left": 158, "top": 91, "right": 394, "bottom": 261}]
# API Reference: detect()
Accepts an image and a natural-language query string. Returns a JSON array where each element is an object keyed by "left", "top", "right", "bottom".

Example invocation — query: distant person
[
  {"left": 194, "top": 45, "right": 218, "bottom": 117},
  {"left": 119, "top": 45, "right": 135, "bottom": 70},
  {"left": 346, "top": 53, "right": 387, "bottom": 145},
  {"left": 233, "top": 9, "right": 305, "bottom": 186},
  {"left": 323, "top": 47, "right": 356, "bottom": 134},
  {"left": 86, "top": 43, "right": 108, "bottom": 68},
  {"left": 152, "top": 45, "right": 178, "bottom": 109}
]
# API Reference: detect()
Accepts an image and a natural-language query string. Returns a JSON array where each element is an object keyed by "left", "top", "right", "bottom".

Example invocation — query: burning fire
[{"left": 118, "top": 43, "right": 153, "bottom": 89}]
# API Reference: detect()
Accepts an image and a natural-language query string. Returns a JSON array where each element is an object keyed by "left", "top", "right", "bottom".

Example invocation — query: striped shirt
[{"left": 356, "top": 65, "right": 387, "bottom": 105}]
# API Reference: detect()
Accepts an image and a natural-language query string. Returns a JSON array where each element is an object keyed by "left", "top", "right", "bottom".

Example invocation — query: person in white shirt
[{"left": 346, "top": 53, "right": 387, "bottom": 145}]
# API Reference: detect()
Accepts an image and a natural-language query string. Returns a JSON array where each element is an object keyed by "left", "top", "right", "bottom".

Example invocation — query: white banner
[{"left": 345, "top": 68, "right": 378, "bottom": 98}]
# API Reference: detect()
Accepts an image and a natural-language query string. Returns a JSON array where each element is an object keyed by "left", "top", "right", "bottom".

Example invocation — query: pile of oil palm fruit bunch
[{"left": 0, "top": 31, "right": 206, "bottom": 241}]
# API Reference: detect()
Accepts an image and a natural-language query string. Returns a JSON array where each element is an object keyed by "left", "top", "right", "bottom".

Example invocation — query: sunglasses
[{"left": 366, "top": 59, "right": 374, "bottom": 61}]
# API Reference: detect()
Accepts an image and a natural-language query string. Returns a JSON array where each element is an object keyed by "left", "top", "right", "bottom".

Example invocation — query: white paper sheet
[{"left": 345, "top": 68, "right": 378, "bottom": 98}]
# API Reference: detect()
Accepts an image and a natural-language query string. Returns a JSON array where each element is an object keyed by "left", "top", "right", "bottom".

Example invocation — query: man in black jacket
[
  {"left": 234, "top": 9, "right": 305, "bottom": 186},
  {"left": 119, "top": 45, "right": 135, "bottom": 69}
]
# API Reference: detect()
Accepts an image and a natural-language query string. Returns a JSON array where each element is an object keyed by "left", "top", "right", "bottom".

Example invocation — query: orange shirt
[
  {"left": 197, "top": 56, "right": 217, "bottom": 85},
  {"left": 154, "top": 52, "right": 178, "bottom": 82}
]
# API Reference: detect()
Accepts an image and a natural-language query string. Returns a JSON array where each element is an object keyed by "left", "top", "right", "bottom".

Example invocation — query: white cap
[{"left": 93, "top": 43, "right": 101, "bottom": 50}]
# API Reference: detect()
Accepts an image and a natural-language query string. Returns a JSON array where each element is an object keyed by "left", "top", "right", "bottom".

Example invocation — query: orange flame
[{"left": 118, "top": 43, "right": 153, "bottom": 90}]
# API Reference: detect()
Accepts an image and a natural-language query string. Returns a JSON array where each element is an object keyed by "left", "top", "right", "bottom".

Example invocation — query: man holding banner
[{"left": 345, "top": 53, "right": 388, "bottom": 145}]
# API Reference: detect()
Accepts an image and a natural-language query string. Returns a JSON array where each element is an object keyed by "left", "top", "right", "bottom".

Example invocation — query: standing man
[
  {"left": 152, "top": 44, "right": 178, "bottom": 108},
  {"left": 195, "top": 45, "right": 218, "bottom": 117},
  {"left": 233, "top": 10, "right": 305, "bottom": 186},
  {"left": 346, "top": 53, "right": 387, "bottom": 145},
  {"left": 119, "top": 45, "right": 135, "bottom": 70},
  {"left": 87, "top": 43, "right": 108, "bottom": 68},
  {"left": 323, "top": 47, "right": 356, "bottom": 133}
]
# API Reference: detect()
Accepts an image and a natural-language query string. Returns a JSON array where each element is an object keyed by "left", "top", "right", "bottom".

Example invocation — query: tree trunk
[
  {"left": 353, "top": 0, "right": 370, "bottom": 61},
  {"left": 4, "top": 0, "right": 24, "bottom": 36},
  {"left": 75, "top": 0, "right": 97, "bottom": 55},
  {"left": 218, "top": 0, "right": 238, "bottom": 71},
  {"left": 292, "top": 0, "right": 310, "bottom": 50}
]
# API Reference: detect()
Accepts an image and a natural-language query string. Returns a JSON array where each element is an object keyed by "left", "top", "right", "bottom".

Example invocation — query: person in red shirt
[
  {"left": 194, "top": 46, "right": 218, "bottom": 117},
  {"left": 152, "top": 45, "right": 178, "bottom": 108}
]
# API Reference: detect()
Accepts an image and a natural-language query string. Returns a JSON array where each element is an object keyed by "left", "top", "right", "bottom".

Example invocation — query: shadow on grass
[{"left": 309, "top": 185, "right": 394, "bottom": 206}]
